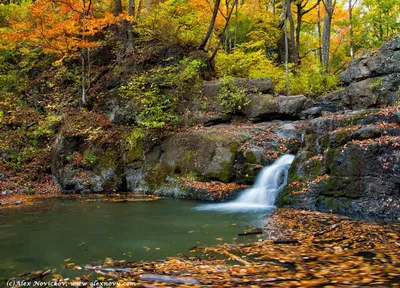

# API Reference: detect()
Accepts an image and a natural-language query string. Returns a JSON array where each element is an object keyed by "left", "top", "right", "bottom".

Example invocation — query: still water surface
[{"left": 0, "top": 198, "right": 272, "bottom": 279}]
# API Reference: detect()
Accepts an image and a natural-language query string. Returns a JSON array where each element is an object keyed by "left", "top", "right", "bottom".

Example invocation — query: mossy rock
[
  {"left": 245, "top": 151, "right": 257, "bottom": 164},
  {"left": 124, "top": 128, "right": 145, "bottom": 163}
]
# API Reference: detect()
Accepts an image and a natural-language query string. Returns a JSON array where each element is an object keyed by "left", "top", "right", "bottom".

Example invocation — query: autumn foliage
[{"left": 2, "top": 0, "right": 123, "bottom": 58}]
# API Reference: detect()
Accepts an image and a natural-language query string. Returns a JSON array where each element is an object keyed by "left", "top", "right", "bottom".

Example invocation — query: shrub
[
  {"left": 120, "top": 57, "right": 205, "bottom": 129},
  {"left": 217, "top": 76, "right": 249, "bottom": 114}
]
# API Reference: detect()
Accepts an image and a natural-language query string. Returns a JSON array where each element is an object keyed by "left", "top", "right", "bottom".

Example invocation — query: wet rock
[
  {"left": 278, "top": 108, "right": 400, "bottom": 219},
  {"left": 124, "top": 122, "right": 305, "bottom": 191}
]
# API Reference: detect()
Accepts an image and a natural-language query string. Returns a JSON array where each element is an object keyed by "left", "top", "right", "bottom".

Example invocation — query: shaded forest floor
[{"left": 14, "top": 209, "right": 400, "bottom": 287}]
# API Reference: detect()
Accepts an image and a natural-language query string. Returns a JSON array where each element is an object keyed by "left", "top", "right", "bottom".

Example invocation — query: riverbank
[
  {"left": 8, "top": 208, "right": 400, "bottom": 287},
  {"left": 0, "top": 191, "right": 161, "bottom": 209}
]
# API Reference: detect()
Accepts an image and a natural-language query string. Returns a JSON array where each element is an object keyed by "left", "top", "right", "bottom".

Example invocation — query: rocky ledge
[
  {"left": 52, "top": 115, "right": 305, "bottom": 201},
  {"left": 277, "top": 106, "right": 400, "bottom": 218},
  {"left": 321, "top": 37, "right": 400, "bottom": 109}
]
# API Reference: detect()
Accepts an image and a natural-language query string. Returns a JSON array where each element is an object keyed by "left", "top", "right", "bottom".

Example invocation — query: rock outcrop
[
  {"left": 277, "top": 107, "right": 400, "bottom": 218},
  {"left": 200, "top": 78, "right": 314, "bottom": 123},
  {"left": 51, "top": 112, "right": 126, "bottom": 193},
  {"left": 124, "top": 121, "right": 305, "bottom": 199},
  {"left": 52, "top": 116, "right": 305, "bottom": 199},
  {"left": 321, "top": 37, "right": 400, "bottom": 109}
]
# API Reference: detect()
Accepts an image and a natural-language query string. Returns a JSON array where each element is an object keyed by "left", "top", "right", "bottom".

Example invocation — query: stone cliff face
[
  {"left": 52, "top": 118, "right": 305, "bottom": 200},
  {"left": 277, "top": 107, "right": 400, "bottom": 218},
  {"left": 277, "top": 37, "right": 400, "bottom": 218},
  {"left": 321, "top": 37, "right": 400, "bottom": 109}
]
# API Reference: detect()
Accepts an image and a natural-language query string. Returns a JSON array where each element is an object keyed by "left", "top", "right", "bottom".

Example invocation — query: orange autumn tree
[{"left": 6, "top": 0, "right": 121, "bottom": 105}]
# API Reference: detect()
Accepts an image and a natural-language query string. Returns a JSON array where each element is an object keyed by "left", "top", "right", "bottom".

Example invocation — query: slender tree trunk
[
  {"left": 81, "top": 0, "right": 88, "bottom": 106},
  {"left": 283, "top": 0, "right": 290, "bottom": 95},
  {"left": 348, "top": 0, "right": 354, "bottom": 59},
  {"left": 322, "top": 0, "right": 335, "bottom": 72},
  {"left": 272, "top": 0, "right": 276, "bottom": 15},
  {"left": 234, "top": 0, "right": 238, "bottom": 49},
  {"left": 224, "top": 0, "right": 231, "bottom": 52},
  {"left": 127, "top": 0, "right": 135, "bottom": 53},
  {"left": 210, "top": 0, "right": 238, "bottom": 61},
  {"left": 287, "top": 0, "right": 297, "bottom": 65},
  {"left": 198, "top": 0, "right": 221, "bottom": 50},
  {"left": 296, "top": 3, "right": 302, "bottom": 62},
  {"left": 129, "top": 0, "right": 135, "bottom": 16},
  {"left": 81, "top": 50, "right": 86, "bottom": 105},
  {"left": 114, "top": 0, "right": 122, "bottom": 16},
  {"left": 317, "top": 4, "right": 323, "bottom": 65}
]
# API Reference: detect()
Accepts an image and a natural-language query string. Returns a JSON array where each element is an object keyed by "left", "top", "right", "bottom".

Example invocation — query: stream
[{"left": 0, "top": 198, "right": 272, "bottom": 279}]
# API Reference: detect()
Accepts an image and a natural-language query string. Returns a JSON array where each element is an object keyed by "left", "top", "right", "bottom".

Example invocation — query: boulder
[
  {"left": 52, "top": 133, "right": 125, "bottom": 193},
  {"left": 322, "top": 37, "right": 400, "bottom": 109},
  {"left": 201, "top": 78, "right": 274, "bottom": 100},
  {"left": 300, "top": 107, "right": 322, "bottom": 120},
  {"left": 51, "top": 113, "right": 126, "bottom": 193},
  {"left": 99, "top": 90, "right": 138, "bottom": 125},
  {"left": 340, "top": 37, "right": 400, "bottom": 84},
  {"left": 242, "top": 94, "right": 313, "bottom": 122}
]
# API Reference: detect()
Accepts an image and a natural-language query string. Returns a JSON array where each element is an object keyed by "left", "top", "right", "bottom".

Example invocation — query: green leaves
[
  {"left": 217, "top": 76, "right": 249, "bottom": 115},
  {"left": 120, "top": 57, "right": 205, "bottom": 129}
]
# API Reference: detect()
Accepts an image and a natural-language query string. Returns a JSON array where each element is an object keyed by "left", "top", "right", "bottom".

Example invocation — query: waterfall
[{"left": 195, "top": 154, "right": 295, "bottom": 212}]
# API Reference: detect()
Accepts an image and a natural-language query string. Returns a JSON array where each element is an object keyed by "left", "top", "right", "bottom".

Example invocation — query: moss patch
[{"left": 125, "top": 128, "right": 145, "bottom": 163}]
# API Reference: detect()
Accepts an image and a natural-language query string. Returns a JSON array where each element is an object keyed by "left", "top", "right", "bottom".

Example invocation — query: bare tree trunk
[
  {"left": 198, "top": 0, "right": 221, "bottom": 50},
  {"left": 81, "top": 0, "right": 88, "bottom": 106},
  {"left": 295, "top": 0, "right": 321, "bottom": 64},
  {"left": 129, "top": 0, "right": 135, "bottom": 16},
  {"left": 296, "top": 3, "right": 302, "bottom": 61},
  {"left": 81, "top": 51, "right": 86, "bottom": 105},
  {"left": 322, "top": 0, "right": 335, "bottom": 72},
  {"left": 286, "top": 0, "right": 298, "bottom": 65},
  {"left": 283, "top": 0, "right": 290, "bottom": 95},
  {"left": 317, "top": 3, "right": 323, "bottom": 65},
  {"left": 210, "top": 0, "right": 238, "bottom": 61},
  {"left": 234, "top": 0, "right": 238, "bottom": 49},
  {"left": 348, "top": 0, "right": 355, "bottom": 60},
  {"left": 127, "top": 0, "right": 135, "bottom": 53},
  {"left": 114, "top": 0, "right": 122, "bottom": 16},
  {"left": 272, "top": 0, "right": 276, "bottom": 15}
]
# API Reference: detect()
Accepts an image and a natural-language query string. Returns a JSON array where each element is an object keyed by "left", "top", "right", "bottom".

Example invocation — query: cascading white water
[{"left": 195, "top": 154, "right": 295, "bottom": 212}]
